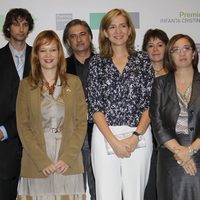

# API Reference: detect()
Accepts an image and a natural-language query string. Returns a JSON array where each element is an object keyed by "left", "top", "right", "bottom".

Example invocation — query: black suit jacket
[
  {"left": 0, "top": 43, "right": 32, "bottom": 179},
  {"left": 150, "top": 72, "right": 200, "bottom": 147}
]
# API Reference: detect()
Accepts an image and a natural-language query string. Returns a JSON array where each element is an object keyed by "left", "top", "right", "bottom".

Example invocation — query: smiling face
[
  {"left": 38, "top": 40, "right": 59, "bottom": 73},
  {"left": 146, "top": 37, "right": 166, "bottom": 64},
  {"left": 171, "top": 38, "right": 194, "bottom": 70},
  {"left": 67, "top": 24, "right": 91, "bottom": 54},
  {"left": 103, "top": 15, "right": 131, "bottom": 48}
]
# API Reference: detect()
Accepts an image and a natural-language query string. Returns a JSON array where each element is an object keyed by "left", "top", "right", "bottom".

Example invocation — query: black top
[{"left": 66, "top": 54, "right": 94, "bottom": 97}]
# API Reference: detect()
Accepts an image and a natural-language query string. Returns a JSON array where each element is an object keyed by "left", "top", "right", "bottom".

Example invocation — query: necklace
[
  {"left": 154, "top": 67, "right": 164, "bottom": 77},
  {"left": 45, "top": 82, "right": 55, "bottom": 95}
]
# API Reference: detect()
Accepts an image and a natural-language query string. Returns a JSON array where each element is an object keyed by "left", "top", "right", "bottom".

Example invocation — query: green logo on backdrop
[
  {"left": 0, "top": 15, "right": 5, "bottom": 32},
  {"left": 90, "top": 13, "right": 105, "bottom": 30}
]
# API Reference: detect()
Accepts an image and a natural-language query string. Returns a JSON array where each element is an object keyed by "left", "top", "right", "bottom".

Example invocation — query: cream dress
[{"left": 17, "top": 81, "right": 85, "bottom": 200}]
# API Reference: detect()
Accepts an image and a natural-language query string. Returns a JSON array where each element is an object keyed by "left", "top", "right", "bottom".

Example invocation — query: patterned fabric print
[
  {"left": 87, "top": 51, "right": 154, "bottom": 127},
  {"left": 175, "top": 85, "right": 192, "bottom": 135}
]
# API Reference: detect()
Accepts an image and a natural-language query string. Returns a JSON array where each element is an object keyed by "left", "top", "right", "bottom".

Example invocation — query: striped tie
[{"left": 15, "top": 54, "right": 24, "bottom": 80}]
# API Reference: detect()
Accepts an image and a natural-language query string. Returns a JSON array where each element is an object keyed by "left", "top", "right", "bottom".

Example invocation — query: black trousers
[
  {"left": 0, "top": 177, "right": 18, "bottom": 200},
  {"left": 144, "top": 146, "right": 158, "bottom": 200},
  {"left": 82, "top": 123, "right": 96, "bottom": 200}
]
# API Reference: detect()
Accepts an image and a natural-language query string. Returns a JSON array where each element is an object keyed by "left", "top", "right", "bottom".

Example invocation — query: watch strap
[
  {"left": 132, "top": 131, "right": 142, "bottom": 141},
  {"left": 133, "top": 131, "right": 140, "bottom": 136}
]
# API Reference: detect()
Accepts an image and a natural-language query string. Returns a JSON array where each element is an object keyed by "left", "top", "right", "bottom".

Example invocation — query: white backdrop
[{"left": 0, "top": 0, "right": 200, "bottom": 63}]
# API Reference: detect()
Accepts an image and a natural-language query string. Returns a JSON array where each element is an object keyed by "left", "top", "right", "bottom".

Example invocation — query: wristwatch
[{"left": 132, "top": 131, "right": 142, "bottom": 141}]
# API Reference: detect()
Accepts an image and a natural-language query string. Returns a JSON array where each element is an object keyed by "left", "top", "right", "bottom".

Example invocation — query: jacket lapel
[
  {"left": 5, "top": 43, "right": 31, "bottom": 79},
  {"left": 23, "top": 45, "right": 32, "bottom": 78},
  {"left": 59, "top": 84, "right": 73, "bottom": 154},
  {"left": 189, "top": 72, "right": 200, "bottom": 108},
  {"left": 5, "top": 44, "right": 19, "bottom": 79},
  {"left": 167, "top": 73, "right": 179, "bottom": 105},
  {"left": 30, "top": 86, "right": 45, "bottom": 147},
  {"left": 62, "top": 85, "right": 72, "bottom": 132}
]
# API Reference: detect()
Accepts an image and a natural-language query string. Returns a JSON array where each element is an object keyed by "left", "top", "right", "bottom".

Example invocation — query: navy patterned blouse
[{"left": 87, "top": 51, "right": 154, "bottom": 127}]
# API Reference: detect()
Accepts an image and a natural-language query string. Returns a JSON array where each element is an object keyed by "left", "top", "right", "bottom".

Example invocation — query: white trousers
[{"left": 91, "top": 125, "right": 153, "bottom": 200}]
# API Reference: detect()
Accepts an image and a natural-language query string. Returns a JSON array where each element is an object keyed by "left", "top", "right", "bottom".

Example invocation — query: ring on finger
[{"left": 177, "top": 160, "right": 182, "bottom": 165}]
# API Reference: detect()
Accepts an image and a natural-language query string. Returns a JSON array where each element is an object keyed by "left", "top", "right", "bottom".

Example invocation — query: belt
[{"left": 45, "top": 127, "right": 63, "bottom": 133}]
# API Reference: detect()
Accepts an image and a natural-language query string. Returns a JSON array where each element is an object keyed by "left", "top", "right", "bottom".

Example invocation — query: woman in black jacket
[{"left": 150, "top": 34, "right": 200, "bottom": 200}]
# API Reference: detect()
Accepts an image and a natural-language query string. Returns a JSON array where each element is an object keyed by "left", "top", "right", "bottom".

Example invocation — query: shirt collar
[{"left": 9, "top": 43, "right": 27, "bottom": 57}]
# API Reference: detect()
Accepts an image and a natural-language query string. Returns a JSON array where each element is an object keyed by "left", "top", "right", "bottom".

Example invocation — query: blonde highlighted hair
[
  {"left": 30, "top": 30, "right": 67, "bottom": 88},
  {"left": 99, "top": 8, "right": 136, "bottom": 57}
]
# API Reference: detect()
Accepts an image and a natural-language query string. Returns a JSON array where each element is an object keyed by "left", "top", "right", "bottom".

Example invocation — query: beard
[{"left": 11, "top": 33, "right": 28, "bottom": 43}]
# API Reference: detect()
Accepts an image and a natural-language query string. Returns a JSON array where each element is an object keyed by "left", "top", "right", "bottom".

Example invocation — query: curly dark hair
[{"left": 3, "top": 8, "right": 34, "bottom": 38}]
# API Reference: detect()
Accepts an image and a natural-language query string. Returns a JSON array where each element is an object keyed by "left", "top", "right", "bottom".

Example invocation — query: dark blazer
[
  {"left": 149, "top": 72, "right": 200, "bottom": 146},
  {"left": 0, "top": 43, "right": 32, "bottom": 179}
]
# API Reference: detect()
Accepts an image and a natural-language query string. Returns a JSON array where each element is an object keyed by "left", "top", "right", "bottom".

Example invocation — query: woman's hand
[
  {"left": 122, "top": 135, "right": 139, "bottom": 153},
  {"left": 110, "top": 138, "right": 131, "bottom": 158},
  {"left": 42, "top": 163, "right": 57, "bottom": 176},
  {"left": 42, "top": 160, "right": 69, "bottom": 176},
  {"left": 182, "top": 158, "right": 197, "bottom": 176},
  {"left": 174, "top": 146, "right": 191, "bottom": 166},
  {"left": 55, "top": 160, "right": 69, "bottom": 174},
  {"left": 174, "top": 145, "right": 197, "bottom": 176}
]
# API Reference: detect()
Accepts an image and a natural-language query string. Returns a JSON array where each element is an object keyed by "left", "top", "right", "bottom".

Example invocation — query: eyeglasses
[{"left": 170, "top": 46, "right": 193, "bottom": 54}]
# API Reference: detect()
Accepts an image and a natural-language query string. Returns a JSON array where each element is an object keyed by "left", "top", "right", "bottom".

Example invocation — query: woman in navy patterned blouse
[{"left": 87, "top": 8, "right": 154, "bottom": 200}]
